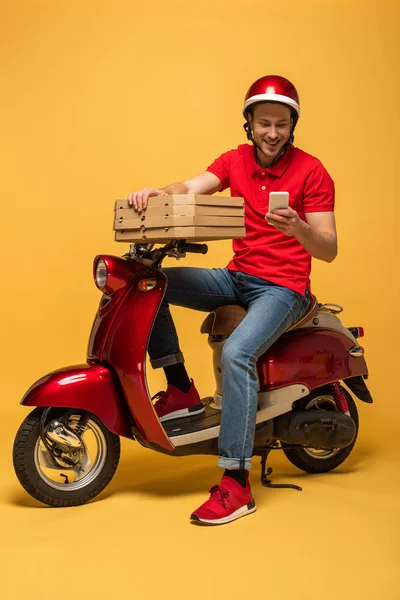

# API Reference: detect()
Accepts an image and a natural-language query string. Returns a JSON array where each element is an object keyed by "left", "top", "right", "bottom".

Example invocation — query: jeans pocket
[
  {"left": 299, "top": 290, "right": 312, "bottom": 317},
  {"left": 290, "top": 289, "right": 310, "bottom": 322}
]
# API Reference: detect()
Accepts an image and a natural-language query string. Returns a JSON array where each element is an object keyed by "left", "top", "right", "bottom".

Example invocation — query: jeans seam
[
  {"left": 240, "top": 372, "right": 250, "bottom": 468},
  {"left": 236, "top": 297, "right": 299, "bottom": 463},
  {"left": 169, "top": 288, "right": 238, "bottom": 299},
  {"left": 155, "top": 310, "right": 181, "bottom": 361},
  {"left": 239, "top": 352, "right": 257, "bottom": 464}
]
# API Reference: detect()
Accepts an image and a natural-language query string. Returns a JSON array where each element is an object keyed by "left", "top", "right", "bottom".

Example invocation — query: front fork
[{"left": 39, "top": 407, "right": 88, "bottom": 469}]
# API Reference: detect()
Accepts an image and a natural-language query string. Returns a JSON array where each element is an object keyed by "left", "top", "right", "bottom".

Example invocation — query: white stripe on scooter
[
  {"left": 159, "top": 406, "right": 205, "bottom": 422},
  {"left": 169, "top": 384, "right": 309, "bottom": 447}
]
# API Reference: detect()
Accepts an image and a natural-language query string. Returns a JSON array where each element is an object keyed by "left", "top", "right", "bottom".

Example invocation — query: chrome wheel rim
[
  {"left": 302, "top": 395, "right": 342, "bottom": 460},
  {"left": 34, "top": 415, "right": 107, "bottom": 492}
]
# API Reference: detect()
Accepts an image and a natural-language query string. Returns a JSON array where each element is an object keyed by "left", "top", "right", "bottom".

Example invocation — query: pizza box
[
  {"left": 114, "top": 194, "right": 244, "bottom": 210},
  {"left": 115, "top": 204, "right": 244, "bottom": 218},
  {"left": 115, "top": 215, "right": 245, "bottom": 230},
  {"left": 113, "top": 194, "right": 246, "bottom": 243},
  {"left": 115, "top": 226, "right": 246, "bottom": 243}
]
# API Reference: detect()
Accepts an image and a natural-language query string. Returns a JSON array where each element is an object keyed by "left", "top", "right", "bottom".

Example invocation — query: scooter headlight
[
  {"left": 93, "top": 254, "right": 135, "bottom": 296},
  {"left": 95, "top": 259, "right": 108, "bottom": 290}
]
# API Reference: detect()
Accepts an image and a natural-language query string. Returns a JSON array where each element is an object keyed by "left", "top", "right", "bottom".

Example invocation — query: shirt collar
[{"left": 245, "top": 144, "right": 294, "bottom": 178}]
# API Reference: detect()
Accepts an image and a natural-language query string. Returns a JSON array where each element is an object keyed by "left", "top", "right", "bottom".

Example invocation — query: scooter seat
[{"left": 200, "top": 294, "right": 319, "bottom": 336}]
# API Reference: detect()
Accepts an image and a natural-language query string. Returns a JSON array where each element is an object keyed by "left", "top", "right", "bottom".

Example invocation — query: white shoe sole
[
  {"left": 191, "top": 501, "right": 257, "bottom": 525},
  {"left": 159, "top": 404, "right": 205, "bottom": 423}
]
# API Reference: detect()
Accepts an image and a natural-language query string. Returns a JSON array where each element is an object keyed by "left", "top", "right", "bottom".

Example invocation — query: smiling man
[{"left": 128, "top": 75, "right": 337, "bottom": 525}]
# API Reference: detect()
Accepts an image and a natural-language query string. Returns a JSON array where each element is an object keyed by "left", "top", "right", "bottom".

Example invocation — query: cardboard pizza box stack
[{"left": 114, "top": 194, "right": 245, "bottom": 242}]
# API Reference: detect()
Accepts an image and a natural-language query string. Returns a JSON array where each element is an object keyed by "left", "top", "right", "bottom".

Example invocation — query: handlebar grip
[{"left": 179, "top": 242, "right": 208, "bottom": 254}]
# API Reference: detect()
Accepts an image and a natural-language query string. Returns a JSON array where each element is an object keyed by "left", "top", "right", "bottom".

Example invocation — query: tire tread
[{"left": 13, "top": 408, "right": 121, "bottom": 507}]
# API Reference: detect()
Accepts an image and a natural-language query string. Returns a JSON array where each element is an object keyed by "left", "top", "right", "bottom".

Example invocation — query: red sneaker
[
  {"left": 190, "top": 473, "right": 256, "bottom": 525},
  {"left": 153, "top": 379, "right": 205, "bottom": 422}
]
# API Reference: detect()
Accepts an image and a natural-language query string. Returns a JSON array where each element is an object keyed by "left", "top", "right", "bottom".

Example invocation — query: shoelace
[
  {"left": 209, "top": 485, "right": 230, "bottom": 509},
  {"left": 152, "top": 391, "right": 168, "bottom": 407}
]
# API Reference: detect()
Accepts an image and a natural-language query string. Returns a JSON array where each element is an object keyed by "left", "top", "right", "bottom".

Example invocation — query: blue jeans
[{"left": 148, "top": 268, "right": 310, "bottom": 470}]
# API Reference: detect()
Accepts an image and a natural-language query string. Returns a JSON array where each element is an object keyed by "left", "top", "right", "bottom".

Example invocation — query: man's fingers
[
  {"left": 137, "top": 189, "right": 159, "bottom": 212},
  {"left": 136, "top": 191, "right": 146, "bottom": 212},
  {"left": 127, "top": 188, "right": 167, "bottom": 210},
  {"left": 266, "top": 215, "right": 292, "bottom": 229},
  {"left": 266, "top": 213, "right": 287, "bottom": 223},
  {"left": 273, "top": 208, "right": 295, "bottom": 217},
  {"left": 127, "top": 192, "right": 142, "bottom": 210},
  {"left": 139, "top": 193, "right": 148, "bottom": 211}
]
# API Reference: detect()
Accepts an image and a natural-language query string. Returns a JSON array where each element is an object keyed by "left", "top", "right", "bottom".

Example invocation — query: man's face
[{"left": 248, "top": 103, "right": 293, "bottom": 162}]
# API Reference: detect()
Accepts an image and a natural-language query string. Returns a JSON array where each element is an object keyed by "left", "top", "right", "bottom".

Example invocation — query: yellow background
[{"left": 1, "top": 0, "right": 399, "bottom": 598}]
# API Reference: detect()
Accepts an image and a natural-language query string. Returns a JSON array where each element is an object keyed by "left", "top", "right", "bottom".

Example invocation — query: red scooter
[{"left": 13, "top": 240, "right": 372, "bottom": 507}]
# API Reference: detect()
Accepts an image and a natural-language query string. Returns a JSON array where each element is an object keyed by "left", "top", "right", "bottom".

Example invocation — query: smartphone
[{"left": 268, "top": 191, "right": 289, "bottom": 212}]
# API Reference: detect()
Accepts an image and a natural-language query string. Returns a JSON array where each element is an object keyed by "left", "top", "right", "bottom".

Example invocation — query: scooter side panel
[
  {"left": 101, "top": 269, "right": 175, "bottom": 452},
  {"left": 257, "top": 328, "right": 368, "bottom": 390},
  {"left": 88, "top": 256, "right": 144, "bottom": 360},
  {"left": 20, "top": 363, "right": 133, "bottom": 439}
]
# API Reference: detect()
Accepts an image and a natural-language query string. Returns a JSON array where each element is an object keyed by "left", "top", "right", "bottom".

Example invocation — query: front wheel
[
  {"left": 281, "top": 385, "right": 359, "bottom": 473},
  {"left": 13, "top": 407, "right": 120, "bottom": 507}
]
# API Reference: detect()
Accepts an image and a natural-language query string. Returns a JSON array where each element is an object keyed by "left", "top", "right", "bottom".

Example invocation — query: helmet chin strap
[{"left": 243, "top": 120, "right": 297, "bottom": 167}]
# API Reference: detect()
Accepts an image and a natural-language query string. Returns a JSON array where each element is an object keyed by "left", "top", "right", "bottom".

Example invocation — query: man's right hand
[
  {"left": 127, "top": 173, "right": 222, "bottom": 211},
  {"left": 128, "top": 188, "right": 168, "bottom": 212}
]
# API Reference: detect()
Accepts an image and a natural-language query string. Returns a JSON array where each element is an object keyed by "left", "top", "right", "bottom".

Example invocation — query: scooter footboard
[
  {"left": 274, "top": 409, "right": 356, "bottom": 448},
  {"left": 20, "top": 363, "right": 133, "bottom": 439}
]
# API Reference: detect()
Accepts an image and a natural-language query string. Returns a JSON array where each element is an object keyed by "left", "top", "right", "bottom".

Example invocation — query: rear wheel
[
  {"left": 13, "top": 407, "right": 120, "bottom": 507},
  {"left": 281, "top": 385, "right": 358, "bottom": 473}
]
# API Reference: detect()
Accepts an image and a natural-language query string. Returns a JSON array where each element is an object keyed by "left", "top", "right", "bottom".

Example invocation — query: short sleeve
[
  {"left": 206, "top": 152, "right": 231, "bottom": 192},
  {"left": 303, "top": 162, "right": 335, "bottom": 213}
]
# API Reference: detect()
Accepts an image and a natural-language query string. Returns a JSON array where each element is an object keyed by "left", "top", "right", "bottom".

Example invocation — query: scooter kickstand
[{"left": 260, "top": 452, "right": 302, "bottom": 491}]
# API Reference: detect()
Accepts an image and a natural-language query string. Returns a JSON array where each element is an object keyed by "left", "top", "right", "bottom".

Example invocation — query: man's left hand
[{"left": 265, "top": 207, "right": 304, "bottom": 237}]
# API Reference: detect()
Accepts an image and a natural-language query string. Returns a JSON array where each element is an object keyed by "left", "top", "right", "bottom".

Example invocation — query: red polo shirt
[{"left": 206, "top": 144, "right": 335, "bottom": 295}]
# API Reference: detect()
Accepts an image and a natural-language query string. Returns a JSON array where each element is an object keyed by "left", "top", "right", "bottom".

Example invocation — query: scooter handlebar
[{"left": 178, "top": 242, "right": 208, "bottom": 255}]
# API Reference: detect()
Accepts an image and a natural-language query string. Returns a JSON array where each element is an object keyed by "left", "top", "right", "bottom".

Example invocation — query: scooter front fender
[{"left": 21, "top": 363, "right": 133, "bottom": 439}]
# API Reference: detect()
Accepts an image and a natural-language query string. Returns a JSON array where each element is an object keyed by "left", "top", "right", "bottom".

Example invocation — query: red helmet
[{"left": 243, "top": 75, "right": 300, "bottom": 118}]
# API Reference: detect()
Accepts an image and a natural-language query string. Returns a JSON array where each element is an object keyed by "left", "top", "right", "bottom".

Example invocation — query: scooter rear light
[
  {"left": 348, "top": 327, "right": 364, "bottom": 338},
  {"left": 138, "top": 278, "right": 156, "bottom": 292}
]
